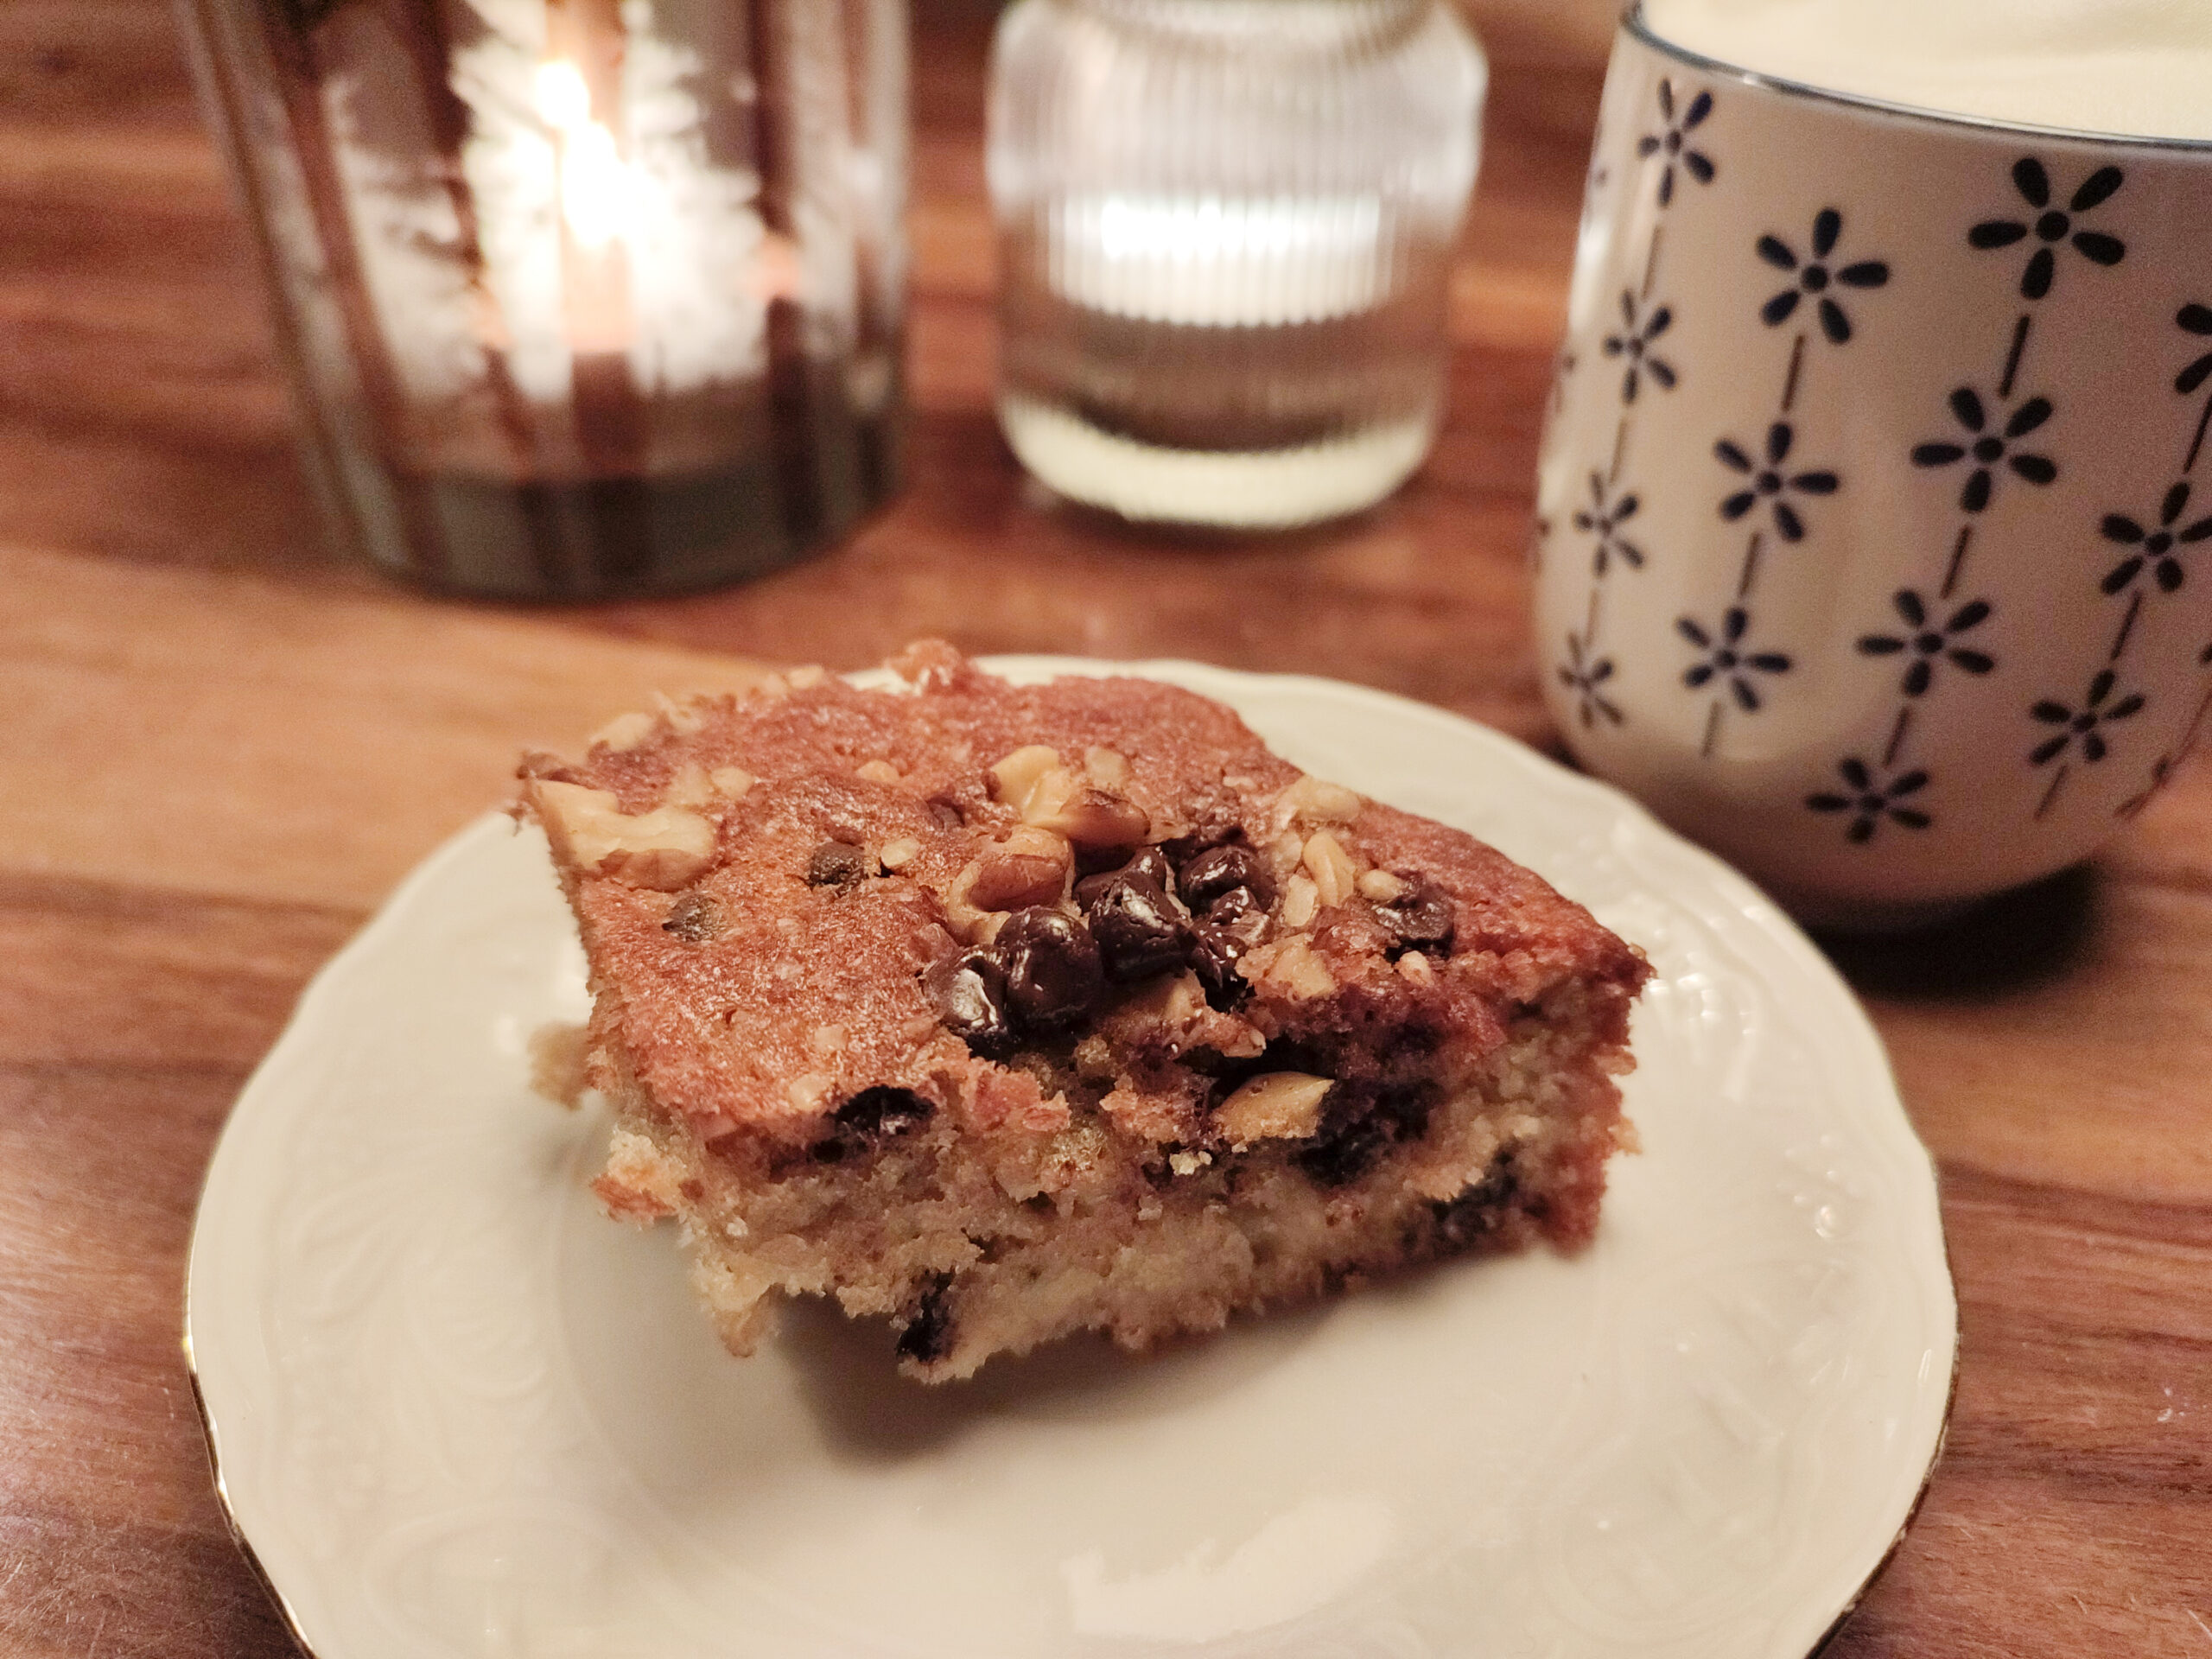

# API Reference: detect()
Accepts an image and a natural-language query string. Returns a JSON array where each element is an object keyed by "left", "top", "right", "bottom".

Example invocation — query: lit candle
[
  {"left": 532, "top": 56, "right": 635, "bottom": 359},
  {"left": 224, "top": 0, "right": 906, "bottom": 597}
]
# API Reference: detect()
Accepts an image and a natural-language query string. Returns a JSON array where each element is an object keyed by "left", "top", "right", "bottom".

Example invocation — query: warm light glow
[
  {"left": 531, "top": 60, "right": 591, "bottom": 129},
  {"left": 1093, "top": 194, "right": 1381, "bottom": 264},
  {"left": 533, "top": 59, "right": 632, "bottom": 251},
  {"left": 1050, "top": 193, "right": 1391, "bottom": 327}
]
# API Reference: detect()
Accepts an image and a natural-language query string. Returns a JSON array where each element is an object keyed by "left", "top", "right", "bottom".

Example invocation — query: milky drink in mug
[{"left": 1535, "top": 0, "right": 2212, "bottom": 925}]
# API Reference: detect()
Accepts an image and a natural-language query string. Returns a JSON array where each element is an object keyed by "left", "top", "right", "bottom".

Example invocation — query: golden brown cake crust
[{"left": 523, "top": 647, "right": 1642, "bottom": 1150}]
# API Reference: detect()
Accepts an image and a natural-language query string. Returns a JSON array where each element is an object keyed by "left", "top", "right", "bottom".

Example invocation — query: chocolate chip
[
  {"left": 1294, "top": 1116, "right": 1391, "bottom": 1186},
  {"left": 1433, "top": 1154, "right": 1519, "bottom": 1247},
  {"left": 1159, "top": 820, "right": 1239, "bottom": 866},
  {"left": 807, "top": 839, "right": 874, "bottom": 888},
  {"left": 893, "top": 1272, "right": 956, "bottom": 1363},
  {"left": 1374, "top": 874, "right": 1455, "bottom": 956},
  {"left": 1077, "top": 864, "right": 1190, "bottom": 982},
  {"left": 1294, "top": 1084, "right": 1434, "bottom": 1186},
  {"left": 1184, "top": 885, "right": 1269, "bottom": 1007},
  {"left": 923, "top": 950, "right": 1018, "bottom": 1057},
  {"left": 995, "top": 906, "right": 1105, "bottom": 1030},
  {"left": 662, "top": 891, "right": 723, "bottom": 942},
  {"left": 1186, "top": 922, "right": 1251, "bottom": 1007},
  {"left": 833, "top": 1085, "right": 934, "bottom": 1139},
  {"left": 1123, "top": 844, "right": 1179, "bottom": 892},
  {"left": 1205, "top": 884, "right": 1269, "bottom": 940},
  {"left": 1178, "top": 842, "right": 1276, "bottom": 912}
]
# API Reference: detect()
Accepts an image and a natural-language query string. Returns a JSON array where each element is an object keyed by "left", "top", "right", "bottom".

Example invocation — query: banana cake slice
[{"left": 520, "top": 643, "right": 1649, "bottom": 1381}]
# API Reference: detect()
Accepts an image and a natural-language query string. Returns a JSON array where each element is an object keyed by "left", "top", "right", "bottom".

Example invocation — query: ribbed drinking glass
[{"left": 988, "top": 0, "right": 1484, "bottom": 529}]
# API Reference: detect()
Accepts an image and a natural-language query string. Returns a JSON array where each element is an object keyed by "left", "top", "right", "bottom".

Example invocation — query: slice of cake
[{"left": 520, "top": 643, "right": 1649, "bottom": 1381}]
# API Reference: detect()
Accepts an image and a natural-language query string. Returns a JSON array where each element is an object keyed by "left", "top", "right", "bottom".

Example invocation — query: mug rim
[{"left": 1624, "top": 1, "right": 2212, "bottom": 156}]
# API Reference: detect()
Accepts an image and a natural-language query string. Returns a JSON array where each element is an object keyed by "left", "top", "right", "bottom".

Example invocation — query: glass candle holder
[
  {"left": 987, "top": 0, "right": 1484, "bottom": 531},
  {"left": 177, "top": 0, "right": 907, "bottom": 600}
]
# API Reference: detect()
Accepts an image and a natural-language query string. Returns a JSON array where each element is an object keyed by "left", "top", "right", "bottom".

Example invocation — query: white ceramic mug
[{"left": 1535, "top": 6, "right": 2212, "bottom": 925}]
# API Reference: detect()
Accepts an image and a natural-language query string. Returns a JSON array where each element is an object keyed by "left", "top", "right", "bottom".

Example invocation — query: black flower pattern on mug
[
  {"left": 1715, "top": 422, "right": 1839, "bottom": 543},
  {"left": 2176, "top": 303, "right": 2212, "bottom": 395},
  {"left": 1637, "top": 79, "right": 1714, "bottom": 208},
  {"left": 1755, "top": 209, "right": 1891, "bottom": 342},
  {"left": 1856, "top": 590, "right": 1996, "bottom": 696},
  {"left": 2029, "top": 670, "right": 2145, "bottom": 765},
  {"left": 1910, "top": 386, "right": 2057, "bottom": 512},
  {"left": 1602, "top": 290, "right": 1676, "bottom": 404},
  {"left": 1558, "top": 632, "right": 1624, "bottom": 728},
  {"left": 1807, "top": 758, "right": 1931, "bottom": 843},
  {"left": 1572, "top": 472, "right": 1644, "bottom": 576},
  {"left": 1968, "top": 158, "right": 2126, "bottom": 300},
  {"left": 1677, "top": 607, "right": 1790, "bottom": 710},
  {"left": 2099, "top": 481, "right": 2212, "bottom": 594}
]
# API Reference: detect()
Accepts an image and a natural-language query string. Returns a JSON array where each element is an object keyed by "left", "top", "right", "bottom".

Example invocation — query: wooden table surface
[{"left": 4, "top": 4, "right": 2209, "bottom": 1655}]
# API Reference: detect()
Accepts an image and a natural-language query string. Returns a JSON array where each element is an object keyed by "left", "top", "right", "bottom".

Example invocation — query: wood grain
[{"left": 0, "top": 3, "right": 2207, "bottom": 1656}]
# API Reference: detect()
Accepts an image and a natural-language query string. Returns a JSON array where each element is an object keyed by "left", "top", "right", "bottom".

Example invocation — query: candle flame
[{"left": 533, "top": 60, "right": 630, "bottom": 251}]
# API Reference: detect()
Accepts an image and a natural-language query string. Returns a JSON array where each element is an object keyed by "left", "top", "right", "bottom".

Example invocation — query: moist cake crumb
[{"left": 520, "top": 643, "right": 1649, "bottom": 1381}]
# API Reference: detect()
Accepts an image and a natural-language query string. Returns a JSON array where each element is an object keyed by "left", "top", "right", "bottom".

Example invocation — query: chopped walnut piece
[
  {"left": 710, "top": 766, "right": 756, "bottom": 798},
  {"left": 535, "top": 780, "right": 716, "bottom": 891},
  {"left": 786, "top": 664, "right": 829, "bottom": 690},
  {"left": 988, "top": 745, "right": 1063, "bottom": 809},
  {"left": 950, "top": 825, "right": 1072, "bottom": 922},
  {"left": 1301, "top": 830, "right": 1358, "bottom": 908},
  {"left": 880, "top": 836, "right": 924, "bottom": 871},
  {"left": 1084, "top": 747, "right": 1133, "bottom": 789},
  {"left": 1278, "top": 873, "right": 1320, "bottom": 930},
  {"left": 1028, "top": 774, "right": 1150, "bottom": 848},
  {"left": 1357, "top": 868, "right": 1409, "bottom": 903},
  {"left": 1120, "top": 969, "right": 1208, "bottom": 1033},
  {"left": 663, "top": 762, "right": 715, "bottom": 810},
  {"left": 1115, "top": 970, "right": 1267, "bottom": 1059},
  {"left": 888, "top": 637, "right": 963, "bottom": 688},
  {"left": 1214, "top": 1071, "right": 1332, "bottom": 1147},
  {"left": 856, "top": 760, "right": 902, "bottom": 784},
  {"left": 1243, "top": 935, "right": 1335, "bottom": 999},
  {"left": 990, "top": 746, "right": 1149, "bottom": 848},
  {"left": 590, "top": 710, "right": 658, "bottom": 753},
  {"left": 1281, "top": 775, "right": 1364, "bottom": 825},
  {"left": 1396, "top": 950, "right": 1436, "bottom": 985},
  {"left": 785, "top": 1071, "right": 835, "bottom": 1112},
  {"left": 654, "top": 691, "right": 707, "bottom": 737}
]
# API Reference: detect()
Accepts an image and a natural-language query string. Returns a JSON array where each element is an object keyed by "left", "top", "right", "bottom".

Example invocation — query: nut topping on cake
[
  {"left": 991, "top": 744, "right": 1150, "bottom": 849},
  {"left": 1215, "top": 1071, "right": 1333, "bottom": 1147},
  {"left": 1301, "top": 830, "right": 1359, "bottom": 908},
  {"left": 953, "top": 826, "right": 1073, "bottom": 916},
  {"left": 535, "top": 779, "right": 715, "bottom": 891}
]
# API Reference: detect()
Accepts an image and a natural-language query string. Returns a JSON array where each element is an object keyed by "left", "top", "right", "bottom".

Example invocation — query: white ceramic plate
[{"left": 187, "top": 658, "right": 1955, "bottom": 1659}]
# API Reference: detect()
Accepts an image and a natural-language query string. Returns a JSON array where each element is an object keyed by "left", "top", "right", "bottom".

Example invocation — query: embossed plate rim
[{"left": 188, "top": 656, "right": 1957, "bottom": 1659}]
